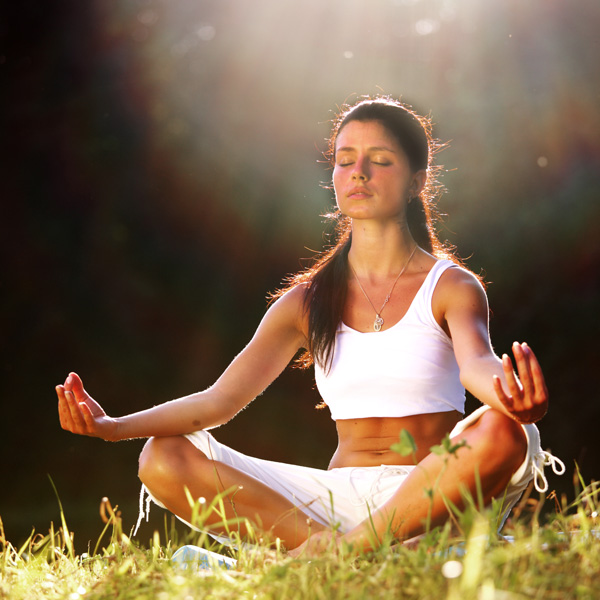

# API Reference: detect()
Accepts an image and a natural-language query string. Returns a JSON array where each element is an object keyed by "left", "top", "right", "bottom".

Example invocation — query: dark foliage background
[{"left": 1, "top": 0, "right": 599, "bottom": 551}]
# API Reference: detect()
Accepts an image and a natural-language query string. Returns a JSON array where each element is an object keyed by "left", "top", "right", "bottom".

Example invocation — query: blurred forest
[{"left": 1, "top": 0, "right": 599, "bottom": 552}]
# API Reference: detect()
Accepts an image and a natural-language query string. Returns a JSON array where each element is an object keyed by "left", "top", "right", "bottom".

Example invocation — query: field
[{"left": 1, "top": 480, "right": 598, "bottom": 600}]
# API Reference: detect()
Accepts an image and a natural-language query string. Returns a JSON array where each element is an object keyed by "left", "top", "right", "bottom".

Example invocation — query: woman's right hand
[{"left": 56, "top": 372, "right": 119, "bottom": 441}]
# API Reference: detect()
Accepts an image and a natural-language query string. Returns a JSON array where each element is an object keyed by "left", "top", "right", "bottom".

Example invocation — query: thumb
[{"left": 68, "top": 372, "right": 87, "bottom": 399}]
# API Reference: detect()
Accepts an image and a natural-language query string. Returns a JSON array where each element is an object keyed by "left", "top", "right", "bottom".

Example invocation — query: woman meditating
[{"left": 56, "top": 97, "right": 559, "bottom": 554}]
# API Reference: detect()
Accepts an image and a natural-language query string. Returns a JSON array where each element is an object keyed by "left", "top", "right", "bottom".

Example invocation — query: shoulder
[
  {"left": 265, "top": 283, "right": 309, "bottom": 338},
  {"left": 433, "top": 262, "right": 489, "bottom": 327},
  {"left": 437, "top": 262, "right": 485, "bottom": 293},
  {"left": 269, "top": 282, "right": 308, "bottom": 311}
]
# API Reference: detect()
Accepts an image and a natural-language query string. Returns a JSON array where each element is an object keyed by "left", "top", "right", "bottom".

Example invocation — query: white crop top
[{"left": 314, "top": 259, "right": 466, "bottom": 420}]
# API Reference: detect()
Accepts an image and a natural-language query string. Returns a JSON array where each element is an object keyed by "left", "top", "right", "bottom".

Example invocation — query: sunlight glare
[{"left": 441, "top": 560, "right": 463, "bottom": 579}]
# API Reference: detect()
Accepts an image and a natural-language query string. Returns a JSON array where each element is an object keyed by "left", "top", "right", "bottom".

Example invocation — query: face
[{"left": 333, "top": 120, "right": 426, "bottom": 222}]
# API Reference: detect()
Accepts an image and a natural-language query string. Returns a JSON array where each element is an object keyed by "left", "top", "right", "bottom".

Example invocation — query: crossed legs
[
  {"left": 342, "top": 408, "right": 528, "bottom": 550},
  {"left": 138, "top": 436, "right": 325, "bottom": 549},
  {"left": 138, "top": 408, "right": 528, "bottom": 551}
]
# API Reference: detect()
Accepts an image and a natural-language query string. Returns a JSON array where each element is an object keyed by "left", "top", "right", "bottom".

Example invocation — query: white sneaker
[{"left": 171, "top": 545, "right": 237, "bottom": 570}]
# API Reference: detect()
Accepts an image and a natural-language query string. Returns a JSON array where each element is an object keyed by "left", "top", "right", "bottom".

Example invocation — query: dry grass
[{"left": 1, "top": 478, "right": 598, "bottom": 600}]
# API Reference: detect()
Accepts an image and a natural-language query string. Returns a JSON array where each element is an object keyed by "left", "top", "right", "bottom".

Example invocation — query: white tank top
[{"left": 314, "top": 259, "right": 466, "bottom": 420}]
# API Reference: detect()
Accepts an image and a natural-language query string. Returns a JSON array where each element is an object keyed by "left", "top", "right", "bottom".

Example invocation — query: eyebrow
[{"left": 335, "top": 146, "right": 397, "bottom": 154}]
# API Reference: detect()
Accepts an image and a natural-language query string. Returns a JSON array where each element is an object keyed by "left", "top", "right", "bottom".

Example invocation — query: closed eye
[{"left": 336, "top": 158, "right": 392, "bottom": 167}]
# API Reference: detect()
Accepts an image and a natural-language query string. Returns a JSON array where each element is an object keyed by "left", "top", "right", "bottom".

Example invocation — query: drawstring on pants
[
  {"left": 133, "top": 484, "right": 152, "bottom": 537},
  {"left": 532, "top": 450, "right": 565, "bottom": 493},
  {"left": 348, "top": 466, "right": 412, "bottom": 507}
]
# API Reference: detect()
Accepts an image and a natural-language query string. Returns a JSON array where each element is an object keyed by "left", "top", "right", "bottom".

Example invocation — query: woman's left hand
[{"left": 493, "top": 342, "right": 548, "bottom": 424}]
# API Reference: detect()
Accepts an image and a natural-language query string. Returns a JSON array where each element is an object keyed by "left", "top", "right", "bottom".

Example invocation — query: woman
[{"left": 56, "top": 97, "right": 559, "bottom": 554}]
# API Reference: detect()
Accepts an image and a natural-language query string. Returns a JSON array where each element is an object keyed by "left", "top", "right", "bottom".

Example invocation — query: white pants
[{"left": 137, "top": 406, "right": 564, "bottom": 536}]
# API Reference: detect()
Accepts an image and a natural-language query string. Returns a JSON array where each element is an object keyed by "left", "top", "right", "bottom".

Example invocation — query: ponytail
[
  {"left": 406, "top": 195, "right": 432, "bottom": 253},
  {"left": 273, "top": 216, "right": 351, "bottom": 371}
]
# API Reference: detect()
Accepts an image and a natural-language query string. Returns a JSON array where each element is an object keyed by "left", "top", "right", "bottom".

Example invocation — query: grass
[{"left": 1, "top": 479, "right": 599, "bottom": 600}]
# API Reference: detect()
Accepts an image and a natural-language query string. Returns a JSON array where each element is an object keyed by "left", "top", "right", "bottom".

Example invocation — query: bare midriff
[{"left": 329, "top": 411, "right": 463, "bottom": 469}]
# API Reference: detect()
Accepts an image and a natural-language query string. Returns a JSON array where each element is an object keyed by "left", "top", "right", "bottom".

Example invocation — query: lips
[{"left": 348, "top": 187, "right": 372, "bottom": 197}]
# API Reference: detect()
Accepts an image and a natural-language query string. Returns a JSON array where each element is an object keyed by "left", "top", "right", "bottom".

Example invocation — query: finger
[
  {"left": 69, "top": 372, "right": 85, "bottom": 393},
  {"left": 501, "top": 353, "right": 523, "bottom": 401},
  {"left": 64, "top": 389, "right": 88, "bottom": 432},
  {"left": 523, "top": 343, "right": 549, "bottom": 404},
  {"left": 57, "top": 385, "right": 76, "bottom": 429},
  {"left": 66, "top": 372, "right": 86, "bottom": 401},
  {"left": 492, "top": 374, "right": 511, "bottom": 406},
  {"left": 64, "top": 373, "right": 73, "bottom": 391},
  {"left": 512, "top": 342, "right": 534, "bottom": 408},
  {"left": 56, "top": 385, "right": 73, "bottom": 430},
  {"left": 79, "top": 401, "right": 98, "bottom": 433}
]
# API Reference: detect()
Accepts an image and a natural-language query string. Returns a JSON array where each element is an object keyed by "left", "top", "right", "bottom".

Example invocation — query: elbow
[
  {"left": 206, "top": 399, "right": 245, "bottom": 430},
  {"left": 222, "top": 399, "right": 246, "bottom": 424},
  {"left": 458, "top": 366, "right": 473, "bottom": 391}
]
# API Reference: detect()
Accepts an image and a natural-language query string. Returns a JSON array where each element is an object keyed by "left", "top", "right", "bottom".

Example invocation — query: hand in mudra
[
  {"left": 56, "top": 373, "right": 118, "bottom": 441},
  {"left": 494, "top": 342, "right": 548, "bottom": 424}
]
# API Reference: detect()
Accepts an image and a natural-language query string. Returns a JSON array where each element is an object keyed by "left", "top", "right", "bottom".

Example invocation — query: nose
[{"left": 351, "top": 157, "right": 369, "bottom": 181}]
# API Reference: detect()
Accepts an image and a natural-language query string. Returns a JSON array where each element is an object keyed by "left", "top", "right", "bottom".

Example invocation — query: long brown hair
[{"left": 273, "top": 96, "right": 459, "bottom": 371}]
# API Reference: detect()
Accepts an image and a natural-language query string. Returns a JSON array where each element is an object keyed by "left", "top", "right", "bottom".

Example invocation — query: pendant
[{"left": 374, "top": 315, "right": 384, "bottom": 332}]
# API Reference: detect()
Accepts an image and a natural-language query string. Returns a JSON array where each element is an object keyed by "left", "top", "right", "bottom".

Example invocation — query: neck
[{"left": 348, "top": 220, "right": 417, "bottom": 278}]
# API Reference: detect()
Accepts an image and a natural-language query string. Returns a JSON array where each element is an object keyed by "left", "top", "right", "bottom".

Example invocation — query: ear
[{"left": 409, "top": 169, "right": 427, "bottom": 199}]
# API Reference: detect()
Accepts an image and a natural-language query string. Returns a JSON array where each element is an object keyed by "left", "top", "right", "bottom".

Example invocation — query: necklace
[{"left": 349, "top": 244, "right": 418, "bottom": 332}]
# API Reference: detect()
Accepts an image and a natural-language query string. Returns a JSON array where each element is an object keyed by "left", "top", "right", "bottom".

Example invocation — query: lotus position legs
[
  {"left": 138, "top": 408, "right": 527, "bottom": 551},
  {"left": 138, "top": 436, "right": 328, "bottom": 548}
]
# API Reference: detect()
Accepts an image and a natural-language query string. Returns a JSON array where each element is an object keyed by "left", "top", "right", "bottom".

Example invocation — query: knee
[
  {"left": 474, "top": 410, "right": 528, "bottom": 472},
  {"left": 138, "top": 436, "right": 199, "bottom": 491}
]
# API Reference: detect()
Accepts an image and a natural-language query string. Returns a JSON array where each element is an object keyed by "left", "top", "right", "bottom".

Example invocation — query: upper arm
[
  {"left": 208, "top": 284, "right": 308, "bottom": 417},
  {"left": 434, "top": 268, "right": 496, "bottom": 374}
]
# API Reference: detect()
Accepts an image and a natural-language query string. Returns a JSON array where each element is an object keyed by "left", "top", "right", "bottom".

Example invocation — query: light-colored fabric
[
  {"left": 139, "top": 428, "right": 413, "bottom": 534},
  {"left": 136, "top": 408, "right": 564, "bottom": 537},
  {"left": 450, "top": 405, "right": 565, "bottom": 525},
  {"left": 314, "top": 259, "right": 466, "bottom": 420}
]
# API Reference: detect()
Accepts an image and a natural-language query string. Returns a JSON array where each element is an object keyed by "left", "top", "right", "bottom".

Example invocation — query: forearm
[
  {"left": 112, "top": 388, "right": 239, "bottom": 441},
  {"left": 59, "top": 292, "right": 305, "bottom": 443},
  {"left": 459, "top": 353, "right": 515, "bottom": 416}
]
